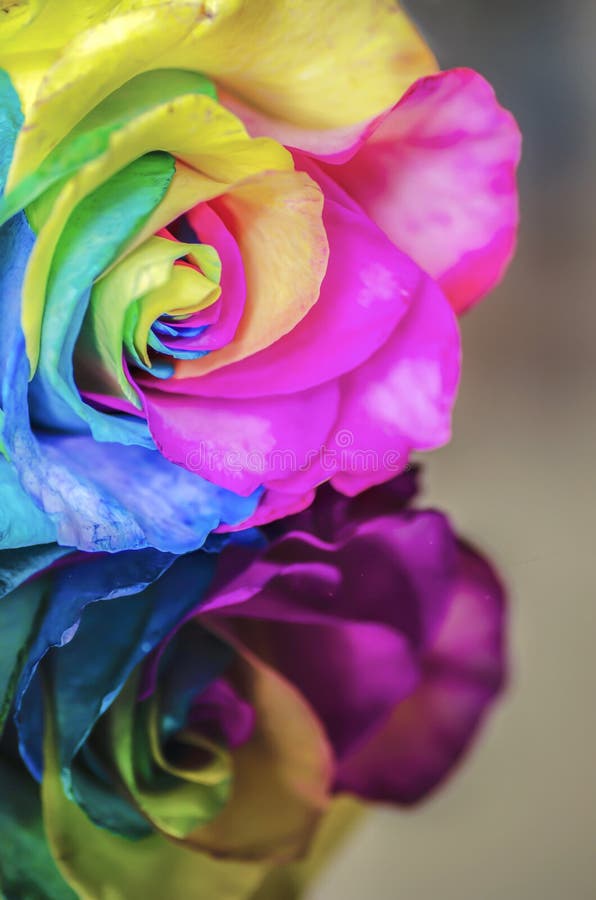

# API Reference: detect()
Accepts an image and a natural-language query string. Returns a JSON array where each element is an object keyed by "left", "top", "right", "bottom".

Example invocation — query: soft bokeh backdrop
[{"left": 308, "top": 2, "right": 596, "bottom": 897}]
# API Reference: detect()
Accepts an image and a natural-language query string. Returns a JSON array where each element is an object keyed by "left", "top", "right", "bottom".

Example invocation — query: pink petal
[
  {"left": 141, "top": 382, "right": 339, "bottom": 495},
  {"left": 184, "top": 202, "right": 246, "bottom": 351},
  {"left": 325, "top": 68, "right": 521, "bottom": 313},
  {"left": 336, "top": 541, "right": 507, "bottom": 803},
  {"left": 330, "top": 269, "right": 461, "bottom": 496}
]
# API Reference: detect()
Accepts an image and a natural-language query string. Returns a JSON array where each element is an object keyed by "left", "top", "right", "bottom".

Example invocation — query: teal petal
[
  {"left": 0, "top": 454, "right": 57, "bottom": 548},
  {"left": 0, "top": 69, "right": 22, "bottom": 191}
]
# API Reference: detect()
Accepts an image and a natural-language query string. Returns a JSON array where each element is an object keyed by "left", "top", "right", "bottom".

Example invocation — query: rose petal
[
  {"left": 5, "top": 0, "right": 437, "bottom": 179},
  {"left": 326, "top": 69, "right": 521, "bottom": 312},
  {"left": 336, "top": 542, "right": 507, "bottom": 803},
  {"left": 330, "top": 269, "right": 460, "bottom": 495},
  {"left": 143, "top": 381, "right": 339, "bottom": 496},
  {"left": 185, "top": 643, "right": 333, "bottom": 862}
]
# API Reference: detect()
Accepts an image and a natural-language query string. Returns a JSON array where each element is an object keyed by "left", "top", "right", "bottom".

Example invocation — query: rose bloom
[
  {"left": 0, "top": 1, "right": 520, "bottom": 554},
  {"left": 0, "top": 472, "right": 506, "bottom": 900}
]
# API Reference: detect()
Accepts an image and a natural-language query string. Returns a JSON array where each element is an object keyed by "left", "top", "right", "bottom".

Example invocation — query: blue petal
[
  {"left": 14, "top": 548, "right": 177, "bottom": 780},
  {"left": 9, "top": 431, "right": 261, "bottom": 553},
  {"left": 17, "top": 553, "right": 217, "bottom": 824}
]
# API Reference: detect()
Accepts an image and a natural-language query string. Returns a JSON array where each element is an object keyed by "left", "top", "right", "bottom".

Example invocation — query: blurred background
[{"left": 308, "top": 2, "right": 596, "bottom": 898}]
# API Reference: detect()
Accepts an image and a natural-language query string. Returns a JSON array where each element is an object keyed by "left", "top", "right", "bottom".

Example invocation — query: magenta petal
[
  {"left": 203, "top": 509, "right": 459, "bottom": 760},
  {"left": 326, "top": 68, "right": 521, "bottom": 313},
  {"left": 335, "top": 541, "right": 507, "bottom": 803},
  {"left": 235, "top": 618, "right": 419, "bottom": 759},
  {"left": 216, "top": 486, "right": 317, "bottom": 532},
  {"left": 141, "top": 382, "right": 340, "bottom": 495},
  {"left": 188, "top": 678, "right": 256, "bottom": 749},
  {"left": 331, "top": 269, "right": 460, "bottom": 496},
  {"left": 185, "top": 202, "right": 246, "bottom": 351}
]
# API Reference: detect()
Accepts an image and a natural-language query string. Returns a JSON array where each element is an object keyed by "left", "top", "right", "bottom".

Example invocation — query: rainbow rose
[
  {"left": 0, "top": 1, "right": 520, "bottom": 554},
  {"left": 0, "top": 471, "right": 506, "bottom": 899}
]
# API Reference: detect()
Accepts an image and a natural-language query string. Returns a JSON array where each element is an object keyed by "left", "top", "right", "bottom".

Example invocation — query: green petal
[
  {"left": 0, "top": 755, "right": 76, "bottom": 900},
  {"left": 0, "top": 69, "right": 23, "bottom": 190},
  {"left": 0, "top": 69, "right": 215, "bottom": 228},
  {"left": 32, "top": 151, "right": 175, "bottom": 442}
]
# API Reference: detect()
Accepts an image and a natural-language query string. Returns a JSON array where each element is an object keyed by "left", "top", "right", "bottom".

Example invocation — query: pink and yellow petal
[
  {"left": 327, "top": 69, "right": 521, "bottom": 313},
  {"left": 14, "top": 82, "right": 290, "bottom": 374},
  {"left": 171, "top": 161, "right": 415, "bottom": 398},
  {"left": 6, "top": 0, "right": 437, "bottom": 181}
]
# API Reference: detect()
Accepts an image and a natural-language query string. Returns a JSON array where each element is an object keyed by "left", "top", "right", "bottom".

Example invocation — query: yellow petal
[
  {"left": 252, "top": 796, "right": 363, "bottom": 900},
  {"left": 4, "top": 5, "right": 217, "bottom": 183},
  {"left": 133, "top": 264, "right": 221, "bottom": 367},
  {"left": 88, "top": 231, "right": 222, "bottom": 396},
  {"left": 6, "top": 1, "right": 436, "bottom": 181},
  {"left": 158, "top": 0, "right": 438, "bottom": 128},
  {"left": 102, "top": 673, "right": 231, "bottom": 841}
]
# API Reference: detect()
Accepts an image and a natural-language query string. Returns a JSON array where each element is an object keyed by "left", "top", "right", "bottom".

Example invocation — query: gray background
[{"left": 308, "top": 1, "right": 596, "bottom": 897}]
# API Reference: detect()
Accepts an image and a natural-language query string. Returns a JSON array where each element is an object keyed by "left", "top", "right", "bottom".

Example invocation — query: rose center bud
[
  {"left": 126, "top": 224, "right": 222, "bottom": 380},
  {"left": 74, "top": 213, "right": 223, "bottom": 408}
]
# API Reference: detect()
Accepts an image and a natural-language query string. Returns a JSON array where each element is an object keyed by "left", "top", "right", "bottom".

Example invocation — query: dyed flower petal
[
  {"left": 14, "top": 548, "right": 178, "bottom": 780},
  {"left": 77, "top": 235, "right": 219, "bottom": 408},
  {"left": 203, "top": 510, "right": 458, "bottom": 761},
  {"left": 0, "top": 580, "right": 47, "bottom": 737},
  {"left": 14, "top": 74, "right": 289, "bottom": 374},
  {"left": 326, "top": 69, "right": 522, "bottom": 313},
  {"left": 0, "top": 166, "right": 260, "bottom": 552},
  {"left": 186, "top": 646, "right": 333, "bottom": 862},
  {"left": 331, "top": 269, "right": 460, "bottom": 495},
  {"left": 0, "top": 69, "right": 21, "bottom": 186},
  {"left": 0, "top": 454, "right": 57, "bottom": 548},
  {"left": 104, "top": 664, "right": 232, "bottom": 840},
  {"left": 23, "top": 433, "right": 261, "bottom": 552},
  {"left": 335, "top": 542, "right": 506, "bottom": 803},
  {"left": 182, "top": 203, "right": 247, "bottom": 352},
  {"left": 30, "top": 153, "right": 175, "bottom": 443},
  {"left": 143, "top": 381, "right": 339, "bottom": 496},
  {"left": 0, "top": 69, "right": 216, "bottom": 226}
]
